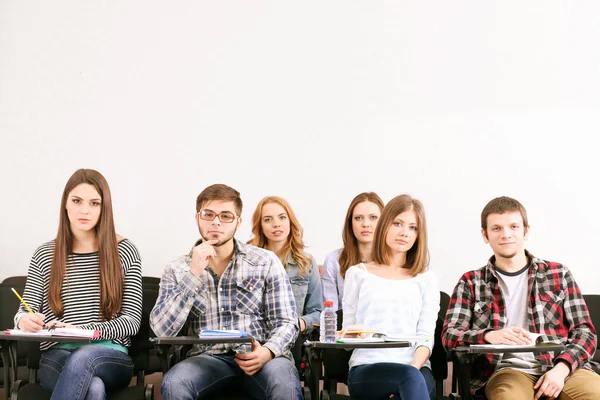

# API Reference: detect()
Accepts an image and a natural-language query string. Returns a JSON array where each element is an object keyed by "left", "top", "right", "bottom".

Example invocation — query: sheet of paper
[{"left": 4, "top": 328, "right": 99, "bottom": 339}]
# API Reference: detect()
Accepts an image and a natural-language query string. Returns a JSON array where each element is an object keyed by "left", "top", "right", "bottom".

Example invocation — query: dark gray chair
[
  {"left": 0, "top": 279, "right": 29, "bottom": 392},
  {"left": 583, "top": 294, "right": 600, "bottom": 374}
]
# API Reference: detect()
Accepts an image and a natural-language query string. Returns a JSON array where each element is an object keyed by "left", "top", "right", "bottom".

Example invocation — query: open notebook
[{"left": 5, "top": 328, "right": 100, "bottom": 339}]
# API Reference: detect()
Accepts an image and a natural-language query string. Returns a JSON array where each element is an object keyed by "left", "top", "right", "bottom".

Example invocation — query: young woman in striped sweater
[
  {"left": 14, "top": 169, "right": 143, "bottom": 400},
  {"left": 341, "top": 194, "right": 440, "bottom": 400}
]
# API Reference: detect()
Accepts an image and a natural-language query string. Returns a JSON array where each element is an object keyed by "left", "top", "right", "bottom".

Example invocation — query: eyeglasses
[{"left": 198, "top": 209, "right": 237, "bottom": 224}]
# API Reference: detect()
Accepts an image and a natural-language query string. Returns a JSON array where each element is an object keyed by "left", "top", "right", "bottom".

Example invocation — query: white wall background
[{"left": 1, "top": 1, "right": 599, "bottom": 295}]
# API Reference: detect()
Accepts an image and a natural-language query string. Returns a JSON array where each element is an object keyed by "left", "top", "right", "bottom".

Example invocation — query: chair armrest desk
[
  {"left": 0, "top": 332, "right": 91, "bottom": 400},
  {"left": 451, "top": 343, "right": 565, "bottom": 400},
  {"left": 304, "top": 340, "right": 411, "bottom": 400},
  {"left": 152, "top": 336, "right": 254, "bottom": 375}
]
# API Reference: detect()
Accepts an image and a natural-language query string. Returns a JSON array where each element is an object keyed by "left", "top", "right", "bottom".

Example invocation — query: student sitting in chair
[
  {"left": 15, "top": 169, "right": 143, "bottom": 400},
  {"left": 442, "top": 196, "right": 600, "bottom": 399},
  {"left": 322, "top": 192, "right": 384, "bottom": 311},
  {"left": 248, "top": 196, "right": 323, "bottom": 337},
  {"left": 341, "top": 194, "right": 439, "bottom": 400},
  {"left": 150, "top": 184, "right": 301, "bottom": 400}
]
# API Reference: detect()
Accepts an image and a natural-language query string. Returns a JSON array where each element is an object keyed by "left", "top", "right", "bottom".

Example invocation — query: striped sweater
[{"left": 14, "top": 239, "right": 143, "bottom": 350}]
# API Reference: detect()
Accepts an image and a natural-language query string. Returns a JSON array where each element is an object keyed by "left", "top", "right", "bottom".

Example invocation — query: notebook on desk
[
  {"left": 336, "top": 333, "right": 430, "bottom": 344},
  {"left": 198, "top": 329, "right": 248, "bottom": 338},
  {"left": 5, "top": 328, "right": 100, "bottom": 339}
]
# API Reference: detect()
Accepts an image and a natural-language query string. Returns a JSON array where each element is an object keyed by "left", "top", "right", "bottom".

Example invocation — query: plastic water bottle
[{"left": 319, "top": 300, "right": 337, "bottom": 343}]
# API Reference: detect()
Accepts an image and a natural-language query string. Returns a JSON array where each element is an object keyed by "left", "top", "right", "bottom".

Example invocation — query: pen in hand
[
  {"left": 12, "top": 287, "right": 46, "bottom": 331},
  {"left": 11, "top": 287, "right": 34, "bottom": 314}
]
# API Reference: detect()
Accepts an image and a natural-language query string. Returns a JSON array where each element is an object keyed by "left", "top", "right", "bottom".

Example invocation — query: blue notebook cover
[{"left": 199, "top": 329, "right": 248, "bottom": 338}]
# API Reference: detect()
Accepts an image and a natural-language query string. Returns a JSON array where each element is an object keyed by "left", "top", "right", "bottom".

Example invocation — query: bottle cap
[{"left": 324, "top": 300, "right": 334, "bottom": 307}]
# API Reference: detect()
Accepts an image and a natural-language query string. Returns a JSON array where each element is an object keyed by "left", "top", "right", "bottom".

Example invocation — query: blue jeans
[
  {"left": 39, "top": 346, "right": 134, "bottom": 400},
  {"left": 348, "top": 363, "right": 435, "bottom": 400},
  {"left": 161, "top": 352, "right": 302, "bottom": 400}
]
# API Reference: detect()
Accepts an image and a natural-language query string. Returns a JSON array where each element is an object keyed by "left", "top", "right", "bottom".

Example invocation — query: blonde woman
[{"left": 249, "top": 196, "right": 323, "bottom": 334}]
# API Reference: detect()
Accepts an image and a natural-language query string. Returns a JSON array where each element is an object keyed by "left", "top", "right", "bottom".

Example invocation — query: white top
[
  {"left": 342, "top": 264, "right": 439, "bottom": 369},
  {"left": 496, "top": 266, "right": 541, "bottom": 374},
  {"left": 321, "top": 248, "right": 344, "bottom": 310}
]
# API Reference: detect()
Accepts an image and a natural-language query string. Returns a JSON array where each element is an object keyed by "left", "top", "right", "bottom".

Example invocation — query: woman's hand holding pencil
[{"left": 12, "top": 287, "right": 45, "bottom": 333}]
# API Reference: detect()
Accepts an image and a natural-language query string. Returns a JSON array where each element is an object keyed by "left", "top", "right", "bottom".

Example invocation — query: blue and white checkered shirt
[{"left": 150, "top": 239, "right": 299, "bottom": 359}]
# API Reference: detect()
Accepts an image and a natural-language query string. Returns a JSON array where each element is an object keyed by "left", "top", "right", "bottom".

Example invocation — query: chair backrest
[
  {"left": 583, "top": 294, "right": 600, "bottom": 370},
  {"left": 583, "top": 294, "right": 600, "bottom": 345},
  {"left": 142, "top": 276, "right": 160, "bottom": 338},
  {"left": 0, "top": 281, "right": 30, "bottom": 372},
  {"left": 0, "top": 282, "right": 24, "bottom": 330},
  {"left": 2, "top": 276, "right": 28, "bottom": 286},
  {"left": 430, "top": 291, "right": 450, "bottom": 382}
]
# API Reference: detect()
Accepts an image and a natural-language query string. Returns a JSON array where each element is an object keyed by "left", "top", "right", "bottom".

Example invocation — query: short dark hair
[
  {"left": 481, "top": 196, "right": 528, "bottom": 232},
  {"left": 196, "top": 184, "right": 243, "bottom": 215}
]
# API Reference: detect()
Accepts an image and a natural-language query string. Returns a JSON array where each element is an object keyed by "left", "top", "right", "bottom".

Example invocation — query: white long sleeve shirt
[{"left": 342, "top": 264, "right": 439, "bottom": 369}]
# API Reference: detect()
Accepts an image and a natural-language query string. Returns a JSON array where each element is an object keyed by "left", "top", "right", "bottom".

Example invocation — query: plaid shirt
[
  {"left": 150, "top": 239, "right": 299, "bottom": 359},
  {"left": 442, "top": 251, "right": 597, "bottom": 397}
]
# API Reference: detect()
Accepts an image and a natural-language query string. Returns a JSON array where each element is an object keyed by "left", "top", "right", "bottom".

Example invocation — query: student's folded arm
[
  {"left": 553, "top": 268, "right": 597, "bottom": 372},
  {"left": 263, "top": 254, "right": 299, "bottom": 358},
  {"left": 341, "top": 266, "right": 362, "bottom": 329},
  {"left": 442, "top": 276, "right": 490, "bottom": 349},
  {"left": 150, "top": 259, "right": 205, "bottom": 337},
  {"left": 14, "top": 249, "right": 46, "bottom": 328},
  {"left": 79, "top": 259, "right": 143, "bottom": 340},
  {"left": 321, "top": 251, "right": 340, "bottom": 311},
  {"left": 415, "top": 271, "right": 440, "bottom": 355},
  {"left": 300, "top": 257, "right": 324, "bottom": 333}
]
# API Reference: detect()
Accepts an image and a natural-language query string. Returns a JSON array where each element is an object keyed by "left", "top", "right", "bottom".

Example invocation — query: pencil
[{"left": 11, "top": 287, "right": 35, "bottom": 314}]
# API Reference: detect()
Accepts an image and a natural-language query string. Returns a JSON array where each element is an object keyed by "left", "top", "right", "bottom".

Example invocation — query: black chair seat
[{"left": 11, "top": 382, "right": 50, "bottom": 399}]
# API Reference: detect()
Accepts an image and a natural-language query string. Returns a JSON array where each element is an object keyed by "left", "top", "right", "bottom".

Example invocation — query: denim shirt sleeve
[
  {"left": 300, "top": 256, "right": 323, "bottom": 333},
  {"left": 262, "top": 253, "right": 299, "bottom": 358}
]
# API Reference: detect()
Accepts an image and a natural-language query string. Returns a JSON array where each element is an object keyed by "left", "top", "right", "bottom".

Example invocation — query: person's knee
[
  {"left": 86, "top": 377, "right": 105, "bottom": 400},
  {"left": 161, "top": 363, "right": 201, "bottom": 400},
  {"left": 258, "top": 357, "right": 301, "bottom": 399},
  {"left": 402, "top": 364, "right": 424, "bottom": 382},
  {"left": 64, "top": 346, "right": 106, "bottom": 370},
  {"left": 485, "top": 369, "right": 535, "bottom": 399}
]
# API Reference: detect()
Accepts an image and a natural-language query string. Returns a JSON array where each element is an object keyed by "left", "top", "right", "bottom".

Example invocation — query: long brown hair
[
  {"left": 339, "top": 192, "right": 384, "bottom": 278},
  {"left": 248, "top": 196, "right": 311, "bottom": 276},
  {"left": 50, "top": 169, "right": 123, "bottom": 320},
  {"left": 372, "top": 194, "right": 429, "bottom": 276}
]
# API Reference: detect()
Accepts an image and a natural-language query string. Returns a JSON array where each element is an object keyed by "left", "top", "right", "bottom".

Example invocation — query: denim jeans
[
  {"left": 161, "top": 352, "right": 302, "bottom": 400},
  {"left": 348, "top": 363, "right": 435, "bottom": 400},
  {"left": 39, "top": 346, "right": 134, "bottom": 400}
]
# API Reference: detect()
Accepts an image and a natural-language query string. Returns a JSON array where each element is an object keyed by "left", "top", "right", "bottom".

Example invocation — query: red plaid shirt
[{"left": 442, "top": 251, "right": 597, "bottom": 397}]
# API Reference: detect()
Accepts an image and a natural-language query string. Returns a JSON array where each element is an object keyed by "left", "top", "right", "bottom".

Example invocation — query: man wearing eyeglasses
[{"left": 150, "top": 184, "right": 301, "bottom": 400}]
